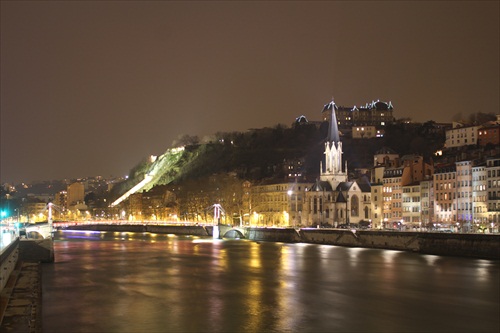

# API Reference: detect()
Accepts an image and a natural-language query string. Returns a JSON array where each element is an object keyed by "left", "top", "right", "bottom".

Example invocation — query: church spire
[
  {"left": 326, "top": 99, "right": 340, "bottom": 147},
  {"left": 321, "top": 98, "right": 347, "bottom": 187}
]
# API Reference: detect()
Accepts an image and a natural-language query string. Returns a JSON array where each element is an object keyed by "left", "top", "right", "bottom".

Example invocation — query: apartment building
[
  {"left": 456, "top": 161, "right": 473, "bottom": 229},
  {"left": 478, "top": 124, "right": 500, "bottom": 147},
  {"left": 382, "top": 167, "right": 404, "bottom": 227},
  {"left": 472, "top": 164, "right": 488, "bottom": 225},
  {"left": 486, "top": 157, "right": 500, "bottom": 224},
  {"left": 402, "top": 183, "right": 421, "bottom": 226},
  {"left": 352, "top": 126, "right": 383, "bottom": 139},
  {"left": 321, "top": 99, "right": 394, "bottom": 129},
  {"left": 445, "top": 123, "right": 480, "bottom": 148},
  {"left": 420, "top": 179, "right": 434, "bottom": 226},
  {"left": 67, "top": 182, "right": 85, "bottom": 207},
  {"left": 433, "top": 164, "right": 457, "bottom": 226},
  {"left": 250, "top": 182, "right": 311, "bottom": 227}
]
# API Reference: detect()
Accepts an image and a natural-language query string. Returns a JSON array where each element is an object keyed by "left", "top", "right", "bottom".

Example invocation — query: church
[{"left": 302, "top": 100, "right": 372, "bottom": 227}]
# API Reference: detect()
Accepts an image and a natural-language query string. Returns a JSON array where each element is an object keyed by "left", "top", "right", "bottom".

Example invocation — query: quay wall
[
  {"left": 147, "top": 225, "right": 210, "bottom": 236},
  {"left": 65, "top": 224, "right": 211, "bottom": 236},
  {"left": 19, "top": 239, "right": 54, "bottom": 263},
  {"left": 1, "top": 239, "right": 48, "bottom": 331},
  {"left": 62, "top": 224, "right": 500, "bottom": 260},
  {"left": 1, "top": 238, "right": 53, "bottom": 293},
  {"left": 0, "top": 240, "right": 19, "bottom": 292},
  {"left": 300, "top": 229, "right": 499, "bottom": 259},
  {"left": 246, "top": 227, "right": 301, "bottom": 243}
]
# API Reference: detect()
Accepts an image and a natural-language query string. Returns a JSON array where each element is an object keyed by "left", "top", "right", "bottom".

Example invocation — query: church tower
[{"left": 320, "top": 99, "right": 348, "bottom": 187}]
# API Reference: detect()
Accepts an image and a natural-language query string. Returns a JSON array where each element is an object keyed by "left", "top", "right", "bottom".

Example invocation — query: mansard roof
[
  {"left": 373, "top": 100, "right": 393, "bottom": 111},
  {"left": 295, "top": 115, "right": 308, "bottom": 124},
  {"left": 329, "top": 99, "right": 394, "bottom": 112},
  {"left": 322, "top": 100, "right": 338, "bottom": 112}
]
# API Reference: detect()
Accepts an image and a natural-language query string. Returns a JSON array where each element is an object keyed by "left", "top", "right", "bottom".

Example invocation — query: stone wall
[
  {"left": 146, "top": 225, "right": 209, "bottom": 236},
  {"left": 246, "top": 228, "right": 301, "bottom": 243},
  {"left": 0, "top": 240, "right": 19, "bottom": 292},
  {"left": 299, "top": 229, "right": 499, "bottom": 259}
]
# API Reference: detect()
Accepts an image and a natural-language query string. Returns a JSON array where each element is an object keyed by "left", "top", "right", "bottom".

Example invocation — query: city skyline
[{"left": 1, "top": 1, "right": 499, "bottom": 184}]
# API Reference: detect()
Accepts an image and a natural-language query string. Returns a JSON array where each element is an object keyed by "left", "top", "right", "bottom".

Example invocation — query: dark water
[{"left": 42, "top": 230, "right": 500, "bottom": 333}]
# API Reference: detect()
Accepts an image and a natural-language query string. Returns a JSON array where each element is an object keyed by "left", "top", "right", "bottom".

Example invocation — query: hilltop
[{"left": 109, "top": 120, "right": 447, "bottom": 200}]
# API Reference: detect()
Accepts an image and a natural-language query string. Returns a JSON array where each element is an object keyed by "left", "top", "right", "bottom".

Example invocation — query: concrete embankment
[
  {"left": 299, "top": 229, "right": 500, "bottom": 260},
  {"left": 65, "top": 224, "right": 212, "bottom": 236},
  {"left": 0, "top": 239, "right": 49, "bottom": 333}
]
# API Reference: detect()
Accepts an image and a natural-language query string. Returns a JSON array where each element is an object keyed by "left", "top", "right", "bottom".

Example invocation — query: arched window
[{"left": 351, "top": 195, "right": 359, "bottom": 216}]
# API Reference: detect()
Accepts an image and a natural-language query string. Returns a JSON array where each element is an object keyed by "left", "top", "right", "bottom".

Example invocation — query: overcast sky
[{"left": 1, "top": 1, "right": 499, "bottom": 184}]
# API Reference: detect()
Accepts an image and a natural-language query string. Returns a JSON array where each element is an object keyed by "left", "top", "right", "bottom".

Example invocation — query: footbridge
[
  {"left": 216, "top": 225, "right": 247, "bottom": 239},
  {"left": 25, "top": 223, "right": 53, "bottom": 239}
]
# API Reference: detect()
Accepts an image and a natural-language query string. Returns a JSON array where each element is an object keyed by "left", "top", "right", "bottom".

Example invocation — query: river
[{"left": 42, "top": 230, "right": 500, "bottom": 332}]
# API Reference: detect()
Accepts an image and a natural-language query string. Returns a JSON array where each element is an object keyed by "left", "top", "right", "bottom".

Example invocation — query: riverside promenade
[{"left": 0, "top": 238, "right": 53, "bottom": 332}]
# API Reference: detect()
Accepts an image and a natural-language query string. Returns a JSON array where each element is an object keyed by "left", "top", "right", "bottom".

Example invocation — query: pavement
[{"left": 0, "top": 261, "right": 42, "bottom": 333}]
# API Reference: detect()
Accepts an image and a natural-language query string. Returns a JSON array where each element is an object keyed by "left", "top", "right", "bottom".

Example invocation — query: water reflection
[{"left": 42, "top": 230, "right": 500, "bottom": 333}]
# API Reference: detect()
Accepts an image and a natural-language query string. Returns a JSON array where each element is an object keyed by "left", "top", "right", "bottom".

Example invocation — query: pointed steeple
[
  {"left": 320, "top": 98, "right": 347, "bottom": 188},
  {"left": 327, "top": 99, "right": 340, "bottom": 146}
]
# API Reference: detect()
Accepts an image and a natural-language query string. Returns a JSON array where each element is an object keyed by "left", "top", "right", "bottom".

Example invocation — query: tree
[{"left": 172, "top": 134, "right": 200, "bottom": 147}]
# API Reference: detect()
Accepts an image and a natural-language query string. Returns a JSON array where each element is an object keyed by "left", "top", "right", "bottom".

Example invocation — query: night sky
[{"left": 1, "top": 1, "right": 499, "bottom": 184}]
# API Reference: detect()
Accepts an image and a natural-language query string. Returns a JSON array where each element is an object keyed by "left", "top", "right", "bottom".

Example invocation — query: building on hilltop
[
  {"left": 321, "top": 99, "right": 395, "bottom": 129},
  {"left": 478, "top": 124, "right": 500, "bottom": 147},
  {"left": 445, "top": 123, "right": 480, "bottom": 149}
]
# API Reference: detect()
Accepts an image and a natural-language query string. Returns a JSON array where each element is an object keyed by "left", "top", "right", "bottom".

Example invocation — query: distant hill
[{"left": 110, "top": 120, "right": 446, "bottom": 200}]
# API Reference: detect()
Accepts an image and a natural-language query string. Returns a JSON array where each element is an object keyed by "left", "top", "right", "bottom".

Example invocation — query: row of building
[
  {"left": 246, "top": 101, "right": 499, "bottom": 232},
  {"left": 117, "top": 99, "right": 499, "bottom": 233},
  {"left": 3, "top": 99, "right": 499, "bottom": 233}
]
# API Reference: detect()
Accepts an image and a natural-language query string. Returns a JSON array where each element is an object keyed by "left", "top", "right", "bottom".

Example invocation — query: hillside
[{"left": 110, "top": 120, "right": 446, "bottom": 201}]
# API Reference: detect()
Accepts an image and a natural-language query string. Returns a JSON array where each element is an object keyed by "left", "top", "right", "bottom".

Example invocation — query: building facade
[
  {"left": 321, "top": 99, "right": 394, "bottom": 129},
  {"left": 445, "top": 123, "right": 480, "bottom": 149},
  {"left": 486, "top": 157, "right": 500, "bottom": 225},
  {"left": 456, "top": 161, "right": 473, "bottom": 230},
  {"left": 472, "top": 165, "right": 488, "bottom": 225},
  {"left": 433, "top": 164, "right": 457, "bottom": 227}
]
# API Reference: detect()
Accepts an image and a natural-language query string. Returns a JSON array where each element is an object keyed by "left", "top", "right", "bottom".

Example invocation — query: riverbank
[
  {"left": 0, "top": 238, "right": 53, "bottom": 332},
  {"left": 0, "top": 261, "right": 42, "bottom": 333}
]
